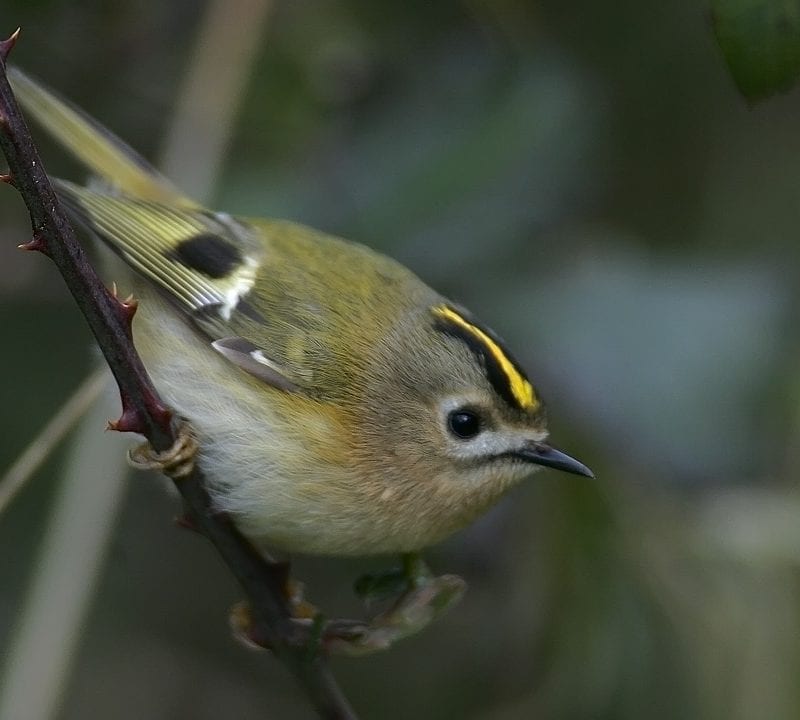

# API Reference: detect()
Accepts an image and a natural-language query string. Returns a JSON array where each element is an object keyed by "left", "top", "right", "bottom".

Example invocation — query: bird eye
[{"left": 447, "top": 409, "right": 482, "bottom": 439}]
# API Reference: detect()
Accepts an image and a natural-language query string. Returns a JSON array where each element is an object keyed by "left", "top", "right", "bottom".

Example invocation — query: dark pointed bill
[{"left": 515, "top": 443, "right": 594, "bottom": 478}]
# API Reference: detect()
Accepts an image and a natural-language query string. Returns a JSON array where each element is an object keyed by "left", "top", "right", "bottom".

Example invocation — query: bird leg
[
  {"left": 327, "top": 553, "right": 466, "bottom": 656},
  {"left": 230, "top": 554, "right": 466, "bottom": 656}
]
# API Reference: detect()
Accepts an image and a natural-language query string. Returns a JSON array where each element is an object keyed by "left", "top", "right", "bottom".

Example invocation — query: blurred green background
[{"left": 2, "top": 1, "right": 800, "bottom": 718}]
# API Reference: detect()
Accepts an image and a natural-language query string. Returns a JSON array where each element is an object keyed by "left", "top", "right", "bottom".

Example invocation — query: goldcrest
[{"left": 10, "top": 69, "right": 592, "bottom": 556}]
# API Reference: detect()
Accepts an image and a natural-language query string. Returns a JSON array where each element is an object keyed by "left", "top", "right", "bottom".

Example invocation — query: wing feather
[
  {"left": 10, "top": 67, "right": 197, "bottom": 207},
  {"left": 55, "top": 179, "right": 261, "bottom": 317}
]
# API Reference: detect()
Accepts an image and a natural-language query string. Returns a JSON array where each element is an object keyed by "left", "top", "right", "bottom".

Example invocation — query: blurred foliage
[
  {"left": 2, "top": 1, "right": 800, "bottom": 719},
  {"left": 712, "top": 0, "right": 800, "bottom": 102}
]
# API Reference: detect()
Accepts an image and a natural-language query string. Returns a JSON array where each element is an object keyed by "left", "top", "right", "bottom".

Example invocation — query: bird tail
[{"left": 8, "top": 67, "right": 198, "bottom": 209}]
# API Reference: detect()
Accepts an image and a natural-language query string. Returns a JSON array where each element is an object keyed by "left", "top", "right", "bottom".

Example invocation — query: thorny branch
[{"left": 0, "top": 29, "right": 357, "bottom": 720}]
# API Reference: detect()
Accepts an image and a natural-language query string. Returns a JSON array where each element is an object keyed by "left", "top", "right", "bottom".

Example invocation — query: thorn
[
  {"left": 121, "top": 294, "right": 138, "bottom": 312},
  {"left": 0, "top": 28, "right": 20, "bottom": 62},
  {"left": 117, "top": 293, "right": 138, "bottom": 323},
  {"left": 17, "top": 233, "right": 47, "bottom": 254},
  {"left": 107, "top": 400, "right": 144, "bottom": 434},
  {"left": 110, "top": 283, "right": 138, "bottom": 318}
]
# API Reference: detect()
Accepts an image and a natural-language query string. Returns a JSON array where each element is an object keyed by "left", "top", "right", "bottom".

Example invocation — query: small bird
[{"left": 10, "top": 69, "right": 592, "bottom": 558}]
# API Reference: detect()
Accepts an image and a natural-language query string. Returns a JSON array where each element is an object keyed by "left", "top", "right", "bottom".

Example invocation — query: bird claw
[
  {"left": 127, "top": 420, "right": 199, "bottom": 479},
  {"left": 229, "top": 577, "right": 320, "bottom": 651},
  {"left": 331, "top": 555, "right": 465, "bottom": 655}
]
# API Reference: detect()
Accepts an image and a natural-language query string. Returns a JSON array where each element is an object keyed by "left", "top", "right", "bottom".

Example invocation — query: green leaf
[{"left": 712, "top": 0, "right": 800, "bottom": 102}]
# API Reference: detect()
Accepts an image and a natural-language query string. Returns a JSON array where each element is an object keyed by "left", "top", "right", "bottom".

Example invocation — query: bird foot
[
  {"left": 229, "top": 576, "right": 319, "bottom": 650},
  {"left": 325, "top": 576, "right": 466, "bottom": 656},
  {"left": 229, "top": 555, "right": 466, "bottom": 656},
  {"left": 127, "top": 420, "right": 199, "bottom": 479},
  {"left": 329, "top": 554, "right": 466, "bottom": 656}
]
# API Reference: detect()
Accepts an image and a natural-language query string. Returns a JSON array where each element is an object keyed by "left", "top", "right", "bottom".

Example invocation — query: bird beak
[{"left": 515, "top": 442, "right": 594, "bottom": 478}]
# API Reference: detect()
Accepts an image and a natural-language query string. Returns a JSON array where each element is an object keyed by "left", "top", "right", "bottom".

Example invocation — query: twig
[{"left": 0, "top": 29, "right": 357, "bottom": 720}]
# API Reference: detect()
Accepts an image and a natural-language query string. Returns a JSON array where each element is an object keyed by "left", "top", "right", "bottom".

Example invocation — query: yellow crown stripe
[{"left": 433, "top": 305, "right": 538, "bottom": 410}]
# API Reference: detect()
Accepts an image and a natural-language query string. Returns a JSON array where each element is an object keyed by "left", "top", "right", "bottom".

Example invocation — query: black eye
[{"left": 447, "top": 409, "right": 482, "bottom": 439}]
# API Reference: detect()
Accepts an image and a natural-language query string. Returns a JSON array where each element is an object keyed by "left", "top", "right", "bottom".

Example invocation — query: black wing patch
[{"left": 168, "top": 233, "right": 244, "bottom": 279}]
